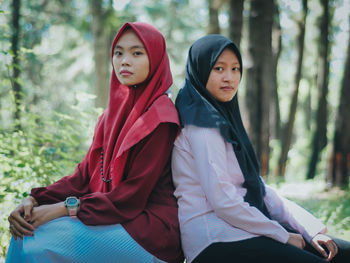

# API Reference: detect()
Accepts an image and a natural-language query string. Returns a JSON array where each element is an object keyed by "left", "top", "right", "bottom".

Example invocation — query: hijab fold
[
  {"left": 175, "top": 34, "right": 270, "bottom": 218},
  {"left": 88, "top": 22, "right": 179, "bottom": 192}
]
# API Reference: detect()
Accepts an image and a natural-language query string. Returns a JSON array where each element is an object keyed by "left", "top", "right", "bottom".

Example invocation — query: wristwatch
[{"left": 64, "top": 196, "right": 80, "bottom": 218}]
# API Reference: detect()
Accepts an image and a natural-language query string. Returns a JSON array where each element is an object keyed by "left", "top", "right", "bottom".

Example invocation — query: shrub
[{"left": 0, "top": 104, "right": 100, "bottom": 258}]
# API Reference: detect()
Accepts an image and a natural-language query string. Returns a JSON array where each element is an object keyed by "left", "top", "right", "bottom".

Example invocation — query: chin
[
  {"left": 227, "top": 94, "right": 236, "bottom": 101},
  {"left": 217, "top": 93, "right": 236, "bottom": 102},
  {"left": 221, "top": 97, "right": 234, "bottom": 102},
  {"left": 120, "top": 81, "right": 136, "bottom": 86}
]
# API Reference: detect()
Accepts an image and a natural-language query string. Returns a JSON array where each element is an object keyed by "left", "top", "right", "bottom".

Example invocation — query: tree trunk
[
  {"left": 304, "top": 76, "right": 315, "bottom": 132},
  {"left": 207, "top": 0, "right": 221, "bottom": 34},
  {"left": 245, "top": 0, "right": 274, "bottom": 177},
  {"left": 270, "top": 1, "right": 282, "bottom": 141},
  {"left": 277, "top": 0, "right": 308, "bottom": 177},
  {"left": 328, "top": 31, "right": 350, "bottom": 187},
  {"left": 91, "top": 0, "right": 110, "bottom": 109},
  {"left": 11, "top": 0, "right": 21, "bottom": 129},
  {"left": 307, "top": 0, "right": 330, "bottom": 179},
  {"left": 228, "top": 0, "right": 244, "bottom": 48}
]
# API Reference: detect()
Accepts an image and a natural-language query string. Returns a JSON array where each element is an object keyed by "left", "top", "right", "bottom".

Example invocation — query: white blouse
[{"left": 171, "top": 125, "right": 326, "bottom": 263}]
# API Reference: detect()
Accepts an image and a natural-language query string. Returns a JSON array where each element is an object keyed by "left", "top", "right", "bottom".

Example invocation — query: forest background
[{"left": 0, "top": 0, "right": 350, "bottom": 260}]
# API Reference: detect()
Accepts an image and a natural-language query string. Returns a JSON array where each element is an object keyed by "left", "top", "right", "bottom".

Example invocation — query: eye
[
  {"left": 114, "top": 50, "right": 122, "bottom": 56},
  {"left": 213, "top": 66, "right": 223, "bottom": 71},
  {"left": 133, "top": 51, "right": 144, "bottom": 56},
  {"left": 232, "top": 67, "right": 240, "bottom": 71}
]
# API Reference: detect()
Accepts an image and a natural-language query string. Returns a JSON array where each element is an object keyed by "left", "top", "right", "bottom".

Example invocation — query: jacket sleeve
[
  {"left": 31, "top": 114, "right": 105, "bottom": 203},
  {"left": 77, "top": 123, "right": 178, "bottom": 225},
  {"left": 31, "top": 147, "right": 92, "bottom": 204},
  {"left": 185, "top": 127, "right": 289, "bottom": 243}
]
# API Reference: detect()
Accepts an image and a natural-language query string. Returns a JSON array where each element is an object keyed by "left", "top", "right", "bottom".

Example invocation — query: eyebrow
[
  {"left": 114, "top": 45, "right": 146, "bottom": 50},
  {"left": 215, "top": 61, "right": 240, "bottom": 65}
]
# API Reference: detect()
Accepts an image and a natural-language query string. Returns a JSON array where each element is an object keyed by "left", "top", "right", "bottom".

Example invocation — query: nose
[
  {"left": 222, "top": 70, "right": 234, "bottom": 83},
  {"left": 120, "top": 54, "right": 131, "bottom": 66}
]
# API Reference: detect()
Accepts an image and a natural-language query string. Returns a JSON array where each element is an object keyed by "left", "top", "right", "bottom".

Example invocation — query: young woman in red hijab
[{"left": 6, "top": 22, "right": 184, "bottom": 263}]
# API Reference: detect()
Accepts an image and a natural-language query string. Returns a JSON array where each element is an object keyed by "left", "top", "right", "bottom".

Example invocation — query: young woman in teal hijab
[{"left": 172, "top": 34, "right": 350, "bottom": 263}]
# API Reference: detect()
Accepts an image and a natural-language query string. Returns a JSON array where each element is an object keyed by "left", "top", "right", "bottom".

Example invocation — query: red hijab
[{"left": 88, "top": 22, "right": 179, "bottom": 192}]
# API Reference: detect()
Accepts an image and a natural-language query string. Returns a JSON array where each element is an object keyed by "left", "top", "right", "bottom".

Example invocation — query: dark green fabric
[{"left": 175, "top": 34, "right": 270, "bottom": 218}]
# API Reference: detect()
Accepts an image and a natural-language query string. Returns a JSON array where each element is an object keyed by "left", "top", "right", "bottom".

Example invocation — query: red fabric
[
  {"left": 31, "top": 124, "right": 183, "bottom": 262},
  {"left": 89, "top": 22, "right": 177, "bottom": 192},
  {"left": 30, "top": 22, "right": 184, "bottom": 262}
]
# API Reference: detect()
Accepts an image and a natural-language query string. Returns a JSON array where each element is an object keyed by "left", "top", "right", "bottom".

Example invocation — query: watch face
[{"left": 66, "top": 197, "right": 78, "bottom": 206}]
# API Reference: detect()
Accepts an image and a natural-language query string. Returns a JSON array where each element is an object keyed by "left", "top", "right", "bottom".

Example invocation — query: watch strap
[
  {"left": 68, "top": 207, "right": 78, "bottom": 217},
  {"left": 65, "top": 196, "right": 80, "bottom": 218}
]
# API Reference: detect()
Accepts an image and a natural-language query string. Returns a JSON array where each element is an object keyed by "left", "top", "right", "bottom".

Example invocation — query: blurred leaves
[
  {"left": 0, "top": 93, "right": 100, "bottom": 257},
  {"left": 290, "top": 189, "right": 350, "bottom": 241}
]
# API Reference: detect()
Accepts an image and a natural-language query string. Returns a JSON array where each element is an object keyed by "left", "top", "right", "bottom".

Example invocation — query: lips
[
  {"left": 119, "top": 69, "right": 133, "bottom": 76},
  {"left": 221, "top": 86, "right": 234, "bottom": 91}
]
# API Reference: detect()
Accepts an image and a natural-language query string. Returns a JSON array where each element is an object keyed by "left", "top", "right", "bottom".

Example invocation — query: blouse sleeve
[
  {"left": 30, "top": 148, "right": 92, "bottom": 204},
  {"left": 31, "top": 114, "right": 104, "bottom": 203},
  {"left": 185, "top": 126, "right": 289, "bottom": 243},
  {"left": 264, "top": 185, "right": 327, "bottom": 243},
  {"left": 77, "top": 123, "right": 178, "bottom": 225}
]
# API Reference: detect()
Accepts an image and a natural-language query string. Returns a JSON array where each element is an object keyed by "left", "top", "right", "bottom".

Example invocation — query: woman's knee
[
  {"left": 331, "top": 237, "right": 350, "bottom": 263},
  {"left": 21, "top": 237, "right": 45, "bottom": 259}
]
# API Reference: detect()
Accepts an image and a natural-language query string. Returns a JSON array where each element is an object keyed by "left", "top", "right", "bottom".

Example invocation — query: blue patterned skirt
[{"left": 6, "top": 216, "right": 166, "bottom": 263}]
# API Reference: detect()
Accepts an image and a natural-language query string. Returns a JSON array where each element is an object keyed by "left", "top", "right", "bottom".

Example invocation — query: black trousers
[{"left": 192, "top": 236, "right": 350, "bottom": 263}]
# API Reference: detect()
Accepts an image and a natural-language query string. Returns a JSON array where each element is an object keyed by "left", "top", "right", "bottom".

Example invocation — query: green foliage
[
  {"left": 291, "top": 190, "right": 350, "bottom": 241},
  {"left": 272, "top": 180, "right": 350, "bottom": 242},
  {"left": 0, "top": 100, "right": 100, "bottom": 258}
]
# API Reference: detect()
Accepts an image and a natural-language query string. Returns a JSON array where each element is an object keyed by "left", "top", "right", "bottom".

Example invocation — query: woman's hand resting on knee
[
  {"left": 287, "top": 232, "right": 338, "bottom": 261},
  {"left": 8, "top": 198, "right": 68, "bottom": 240},
  {"left": 311, "top": 234, "right": 338, "bottom": 261},
  {"left": 8, "top": 196, "right": 38, "bottom": 240},
  {"left": 287, "top": 232, "right": 306, "bottom": 249},
  {"left": 30, "top": 202, "right": 67, "bottom": 228}
]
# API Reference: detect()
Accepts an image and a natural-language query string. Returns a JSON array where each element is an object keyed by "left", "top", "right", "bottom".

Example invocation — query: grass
[{"left": 272, "top": 180, "right": 350, "bottom": 241}]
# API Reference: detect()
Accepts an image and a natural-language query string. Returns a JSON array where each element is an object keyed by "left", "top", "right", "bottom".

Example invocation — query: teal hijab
[{"left": 175, "top": 34, "right": 270, "bottom": 218}]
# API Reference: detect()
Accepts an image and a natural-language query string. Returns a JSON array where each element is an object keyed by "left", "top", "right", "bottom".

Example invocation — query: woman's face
[
  {"left": 206, "top": 48, "right": 241, "bottom": 102},
  {"left": 113, "top": 29, "right": 150, "bottom": 86}
]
